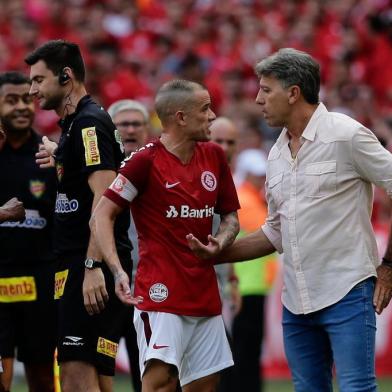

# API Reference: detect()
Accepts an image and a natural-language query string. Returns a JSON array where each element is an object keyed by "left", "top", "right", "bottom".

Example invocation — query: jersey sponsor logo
[
  {"left": 82, "top": 126, "right": 101, "bottom": 166},
  {"left": 30, "top": 180, "right": 46, "bottom": 199},
  {"left": 54, "top": 269, "right": 69, "bottom": 300},
  {"left": 120, "top": 142, "right": 154, "bottom": 168},
  {"left": 55, "top": 193, "right": 79, "bottom": 213},
  {"left": 149, "top": 283, "right": 168, "bottom": 302},
  {"left": 0, "top": 209, "right": 47, "bottom": 229},
  {"left": 0, "top": 276, "right": 37, "bottom": 302},
  {"left": 56, "top": 162, "right": 64, "bottom": 182},
  {"left": 166, "top": 205, "right": 214, "bottom": 219},
  {"left": 153, "top": 343, "right": 169, "bottom": 349},
  {"left": 165, "top": 181, "right": 180, "bottom": 189},
  {"left": 63, "top": 336, "right": 84, "bottom": 346},
  {"left": 109, "top": 174, "right": 136, "bottom": 201},
  {"left": 201, "top": 171, "right": 217, "bottom": 191},
  {"left": 97, "top": 337, "right": 118, "bottom": 358}
]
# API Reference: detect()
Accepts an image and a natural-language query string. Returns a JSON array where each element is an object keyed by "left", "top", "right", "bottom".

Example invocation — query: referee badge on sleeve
[{"left": 82, "top": 126, "right": 101, "bottom": 166}]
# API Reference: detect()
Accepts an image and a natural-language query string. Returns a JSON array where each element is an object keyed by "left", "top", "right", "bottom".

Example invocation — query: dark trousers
[{"left": 232, "top": 295, "right": 265, "bottom": 392}]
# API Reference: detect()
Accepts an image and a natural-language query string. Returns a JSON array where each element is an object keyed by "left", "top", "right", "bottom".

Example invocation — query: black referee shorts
[
  {"left": 0, "top": 262, "right": 57, "bottom": 363},
  {"left": 56, "top": 251, "right": 132, "bottom": 376}
]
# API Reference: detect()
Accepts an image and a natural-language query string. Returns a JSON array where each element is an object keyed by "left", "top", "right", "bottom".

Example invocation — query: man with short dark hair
[
  {"left": 199, "top": 48, "right": 392, "bottom": 392},
  {"left": 92, "top": 80, "right": 240, "bottom": 392},
  {"left": 0, "top": 71, "right": 57, "bottom": 392},
  {"left": 26, "top": 40, "right": 139, "bottom": 392}
]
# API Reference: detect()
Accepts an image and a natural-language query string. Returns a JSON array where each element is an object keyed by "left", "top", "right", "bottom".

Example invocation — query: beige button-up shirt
[{"left": 262, "top": 103, "right": 392, "bottom": 314}]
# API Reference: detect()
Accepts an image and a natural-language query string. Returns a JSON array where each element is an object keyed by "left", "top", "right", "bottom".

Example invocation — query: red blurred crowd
[{"left": 0, "top": 0, "right": 391, "bottom": 226}]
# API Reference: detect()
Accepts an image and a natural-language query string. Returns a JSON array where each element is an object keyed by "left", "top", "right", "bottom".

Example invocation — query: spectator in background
[
  {"left": 107, "top": 99, "right": 151, "bottom": 392},
  {"left": 233, "top": 149, "right": 278, "bottom": 392},
  {"left": 0, "top": 71, "right": 57, "bottom": 392}
]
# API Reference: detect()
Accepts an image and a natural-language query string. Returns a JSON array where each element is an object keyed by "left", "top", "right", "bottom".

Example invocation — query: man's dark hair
[
  {"left": 25, "top": 39, "right": 85, "bottom": 82},
  {"left": 0, "top": 71, "right": 31, "bottom": 89},
  {"left": 255, "top": 48, "right": 320, "bottom": 105}
]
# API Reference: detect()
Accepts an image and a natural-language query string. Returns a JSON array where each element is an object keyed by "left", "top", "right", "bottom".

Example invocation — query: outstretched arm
[
  {"left": 215, "top": 227, "right": 276, "bottom": 264},
  {"left": 186, "top": 211, "right": 239, "bottom": 259}
]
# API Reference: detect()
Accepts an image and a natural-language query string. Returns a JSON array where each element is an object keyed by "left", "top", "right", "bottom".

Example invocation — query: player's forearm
[
  {"left": 215, "top": 228, "right": 276, "bottom": 264},
  {"left": 90, "top": 213, "right": 123, "bottom": 277},
  {"left": 215, "top": 211, "right": 240, "bottom": 250},
  {"left": 86, "top": 192, "right": 106, "bottom": 260}
]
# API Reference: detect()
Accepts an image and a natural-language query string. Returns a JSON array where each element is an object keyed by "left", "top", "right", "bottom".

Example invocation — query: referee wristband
[{"left": 381, "top": 258, "right": 392, "bottom": 268}]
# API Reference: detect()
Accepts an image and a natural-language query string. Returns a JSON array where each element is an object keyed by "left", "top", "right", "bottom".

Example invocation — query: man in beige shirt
[{"left": 188, "top": 48, "right": 392, "bottom": 392}]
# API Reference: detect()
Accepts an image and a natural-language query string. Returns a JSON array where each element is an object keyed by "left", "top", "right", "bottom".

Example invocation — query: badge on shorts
[
  {"left": 82, "top": 126, "right": 101, "bottom": 166},
  {"left": 97, "top": 337, "right": 118, "bottom": 358},
  {"left": 149, "top": 283, "right": 169, "bottom": 302},
  {"left": 0, "top": 276, "right": 37, "bottom": 302},
  {"left": 54, "top": 269, "right": 69, "bottom": 300}
]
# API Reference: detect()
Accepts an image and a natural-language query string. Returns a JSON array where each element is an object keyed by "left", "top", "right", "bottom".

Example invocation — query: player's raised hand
[{"left": 186, "top": 233, "right": 221, "bottom": 259}]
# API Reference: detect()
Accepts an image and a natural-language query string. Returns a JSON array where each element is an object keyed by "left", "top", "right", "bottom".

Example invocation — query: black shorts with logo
[
  {"left": 56, "top": 251, "right": 132, "bottom": 376},
  {"left": 0, "top": 262, "right": 57, "bottom": 363}
]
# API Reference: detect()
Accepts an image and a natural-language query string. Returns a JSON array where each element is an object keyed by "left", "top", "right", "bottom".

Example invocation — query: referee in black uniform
[
  {"left": 0, "top": 71, "right": 57, "bottom": 392},
  {"left": 25, "top": 40, "right": 139, "bottom": 392}
]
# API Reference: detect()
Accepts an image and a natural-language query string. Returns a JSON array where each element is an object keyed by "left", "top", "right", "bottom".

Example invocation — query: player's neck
[
  {"left": 160, "top": 134, "right": 196, "bottom": 164},
  {"left": 56, "top": 85, "right": 87, "bottom": 119},
  {"left": 4, "top": 128, "right": 31, "bottom": 149}
]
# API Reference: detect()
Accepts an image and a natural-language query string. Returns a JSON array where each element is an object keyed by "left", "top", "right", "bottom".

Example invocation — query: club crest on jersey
[
  {"left": 149, "top": 283, "right": 168, "bottom": 302},
  {"left": 82, "top": 126, "right": 101, "bottom": 166},
  {"left": 30, "top": 180, "right": 45, "bottom": 199},
  {"left": 201, "top": 171, "right": 217, "bottom": 191}
]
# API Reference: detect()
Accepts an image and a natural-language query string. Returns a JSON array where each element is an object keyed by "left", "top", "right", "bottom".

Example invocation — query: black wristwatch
[{"left": 84, "top": 258, "right": 102, "bottom": 269}]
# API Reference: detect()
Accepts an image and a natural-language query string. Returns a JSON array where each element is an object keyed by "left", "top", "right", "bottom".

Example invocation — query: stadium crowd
[{"left": 0, "top": 0, "right": 391, "bottom": 146}]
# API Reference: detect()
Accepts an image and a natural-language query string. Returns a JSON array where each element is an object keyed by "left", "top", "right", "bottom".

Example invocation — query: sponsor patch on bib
[
  {"left": 0, "top": 276, "right": 37, "bottom": 302},
  {"left": 82, "top": 127, "right": 101, "bottom": 166}
]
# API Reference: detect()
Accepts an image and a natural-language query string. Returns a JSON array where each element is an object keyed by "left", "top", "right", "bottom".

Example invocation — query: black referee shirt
[
  {"left": 0, "top": 132, "right": 57, "bottom": 266},
  {"left": 54, "top": 95, "right": 131, "bottom": 255}
]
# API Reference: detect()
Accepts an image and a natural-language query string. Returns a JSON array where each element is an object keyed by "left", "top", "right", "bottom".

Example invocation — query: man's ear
[
  {"left": 175, "top": 110, "right": 186, "bottom": 126},
  {"left": 288, "top": 85, "right": 301, "bottom": 105}
]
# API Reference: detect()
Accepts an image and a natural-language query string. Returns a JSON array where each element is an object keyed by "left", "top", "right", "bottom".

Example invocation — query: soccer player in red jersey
[{"left": 91, "top": 80, "right": 240, "bottom": 392}]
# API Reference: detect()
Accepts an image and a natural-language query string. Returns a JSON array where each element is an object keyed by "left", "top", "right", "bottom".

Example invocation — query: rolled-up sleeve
[{"left": 352, "top": 127, "right": 392, "bottom": 198}]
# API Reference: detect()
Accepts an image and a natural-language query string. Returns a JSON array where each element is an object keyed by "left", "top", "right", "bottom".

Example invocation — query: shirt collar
[
  {"left": 275, "top": 102, "right": 328, "bottom": 150},
  {"left": 58, "top": 94, "right": 91, "bottom": 130}
]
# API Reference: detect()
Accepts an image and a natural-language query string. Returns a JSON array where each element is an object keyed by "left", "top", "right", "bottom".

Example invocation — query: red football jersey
[{"left": 104, "top": 139, "right": 240, "bottom": 316}]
